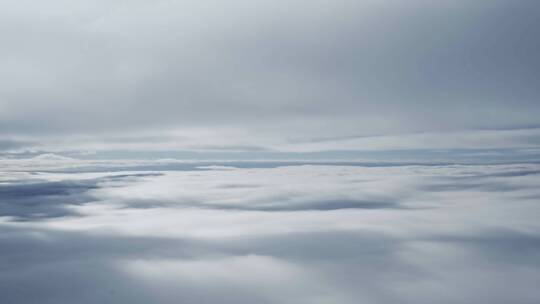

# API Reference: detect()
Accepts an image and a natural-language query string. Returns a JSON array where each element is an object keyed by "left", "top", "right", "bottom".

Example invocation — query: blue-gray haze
[{"left": 1, "top": 1, "right": 540, "bottom": 303}]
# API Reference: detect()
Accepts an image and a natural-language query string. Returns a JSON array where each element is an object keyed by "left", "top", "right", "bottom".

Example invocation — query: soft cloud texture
[
  {"left": 2, "top": 1, "right": 540, "bottom": 302},
  {"left": 1, "top": 161, "right": 540, "bottom": 303},
  {"left": 0, "top": 0, "right": 539, "bottom": 156}
]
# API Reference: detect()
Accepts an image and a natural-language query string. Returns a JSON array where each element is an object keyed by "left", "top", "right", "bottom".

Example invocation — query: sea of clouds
[{"left": 1, "top": 159, "right": 540, "bottom": 303}]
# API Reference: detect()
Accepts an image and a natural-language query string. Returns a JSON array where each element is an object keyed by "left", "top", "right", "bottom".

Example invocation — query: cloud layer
[
  {"left": 2, "top": 2, "right": 539, "bottom": 302},
  {"left": 1, "top": 162, "right": 540, "bottom": 303},
  {"left": 1, "top": 0, "right": 539, "bottom": 155}
]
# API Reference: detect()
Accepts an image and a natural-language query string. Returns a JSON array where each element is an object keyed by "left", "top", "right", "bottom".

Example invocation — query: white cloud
[{"left": 2, "top": 162, "right": 540, "bottom": 303}]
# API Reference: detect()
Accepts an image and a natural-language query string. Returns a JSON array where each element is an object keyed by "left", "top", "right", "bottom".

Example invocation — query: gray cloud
[
  {"left": 2, "top": 163, "right": 540, "bottom": 303},
  {"left": 2, "top": 0, "right": 540, "bottom": 301},
  {"left": 0, "top": 0, "right": 539, "bottom": 154},
  {"left": 0, "top": 173, "right": 161, "bottom": 220}
]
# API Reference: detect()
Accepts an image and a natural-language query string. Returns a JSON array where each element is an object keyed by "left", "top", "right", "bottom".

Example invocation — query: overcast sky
[
  {"left": 1, "top": 0, "right": 539, "bottom": 158},
  {"left": 2, "top": 3, "right": 540, "bottom": 302}
]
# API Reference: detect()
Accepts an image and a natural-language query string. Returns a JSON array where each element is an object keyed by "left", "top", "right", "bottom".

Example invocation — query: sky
[
  {"left": 2, "top": 1, "right": 540, "bottom": 304},
  {"left": 0, "top": 0, "right": 539, "bottom": 161}
]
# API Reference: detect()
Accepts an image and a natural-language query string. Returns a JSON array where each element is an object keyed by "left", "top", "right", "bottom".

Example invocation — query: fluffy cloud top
[{"left": 1, "top": 161, "right": 540, "bottom": 303}]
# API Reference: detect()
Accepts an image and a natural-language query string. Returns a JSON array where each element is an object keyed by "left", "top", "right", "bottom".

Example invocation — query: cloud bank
[
  {"left": 1, "top": 1, "right": 539, "bottom": 302},
  {"left": 0, "top": 0, "right": 539, "bottom": 157},
  {"left": 1, "top": 162, "right": 540, "bottom": 303}
]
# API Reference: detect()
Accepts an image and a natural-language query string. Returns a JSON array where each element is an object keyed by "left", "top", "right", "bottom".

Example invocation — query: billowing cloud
[
  {"left": 1, "top": 1, "right": 539, "bottom": 302},
  {"left": 1, "top": 162, "right": 540, "bottom": 303}
]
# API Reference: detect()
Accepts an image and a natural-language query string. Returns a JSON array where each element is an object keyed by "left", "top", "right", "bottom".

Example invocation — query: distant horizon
[{"left": 2, "top": 1, "right": 540, "bottom": 303}]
